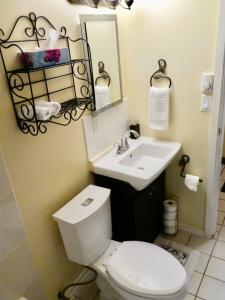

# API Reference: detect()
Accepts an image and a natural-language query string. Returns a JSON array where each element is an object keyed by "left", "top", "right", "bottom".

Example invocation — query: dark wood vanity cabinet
[{"left": 94, "top": 172, "right": 165, "bottom": 243}]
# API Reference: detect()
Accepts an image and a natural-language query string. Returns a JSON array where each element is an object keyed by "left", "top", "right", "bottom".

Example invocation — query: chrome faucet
[{"left": 114, "top": 130, "right": 140, "bottom": 155}]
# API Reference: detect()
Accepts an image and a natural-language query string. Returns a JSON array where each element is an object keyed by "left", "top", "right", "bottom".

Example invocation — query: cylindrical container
[
  {"left": 163, "top": 211, "right": 177, "bottom": 220},
  {"left": 163, "top": 199, "right": 178, "bottom": 235},
  {"left": 163, "top": 219, "right": 177, "bottom": 227},
  {"left": 164, "top": 199, "right": 177, "bottom": 212},
  {"left": 164, "top": 226, "right": 177, "bottom": 235},
  {"left": 130, "top": 121, "right": 140, "bottom": 139}
]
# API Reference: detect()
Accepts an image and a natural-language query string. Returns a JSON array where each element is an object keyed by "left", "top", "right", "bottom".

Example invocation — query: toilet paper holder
[{"left": 179, "top": 155, "right": 203, "bottom": 183}]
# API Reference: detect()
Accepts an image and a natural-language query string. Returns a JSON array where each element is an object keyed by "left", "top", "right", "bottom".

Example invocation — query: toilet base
[{"left": 96, "top": 276, "right": 123, "bottom": 300}]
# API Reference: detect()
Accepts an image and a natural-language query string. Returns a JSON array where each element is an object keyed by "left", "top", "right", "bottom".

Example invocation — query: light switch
[
  {"left": 201, "top": 73, "right": 214, "bottom": 92},
  {"left": 201, "top": 95, "right": 211, "bottom": 112}
]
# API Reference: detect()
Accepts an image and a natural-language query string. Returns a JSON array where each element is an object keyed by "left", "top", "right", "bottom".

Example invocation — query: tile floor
[
  {"left": 94, "top": 165, "right": 225, "bottom": 300},
  {"left": 178, "top": 164, "right": 225, "bottom": 300}
]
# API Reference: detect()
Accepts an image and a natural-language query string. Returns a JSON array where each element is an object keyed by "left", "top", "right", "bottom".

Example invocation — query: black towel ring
[
  {"left": 150, "top": 59, "right": 172, "bottom": 88},
  {"left": 95, "top": 61, "right": 111, "bottom": 87}
]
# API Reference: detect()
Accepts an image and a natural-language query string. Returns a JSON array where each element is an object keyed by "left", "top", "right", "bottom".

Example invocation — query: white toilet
[{"left": 53, "top": 185, "right": 188, "bottom": 300}]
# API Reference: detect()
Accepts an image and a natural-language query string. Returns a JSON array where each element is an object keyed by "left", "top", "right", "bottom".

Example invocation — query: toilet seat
[{"left": 106, "top": 241, "right": 187, "bottom": 298}]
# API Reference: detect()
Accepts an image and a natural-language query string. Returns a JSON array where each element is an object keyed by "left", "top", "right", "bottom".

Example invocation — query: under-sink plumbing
[{"left": 114, "top": 130, "right": 140, "bottom": 154}]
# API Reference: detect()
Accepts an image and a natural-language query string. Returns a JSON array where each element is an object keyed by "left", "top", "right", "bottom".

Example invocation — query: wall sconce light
[{"left": 83, "top": 0, "right": 134, "bottom": 9}]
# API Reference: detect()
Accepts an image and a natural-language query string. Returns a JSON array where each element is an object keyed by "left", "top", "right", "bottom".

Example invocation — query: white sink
[{"left": 92, "top": 137, "right": 181, "bottom": 191}]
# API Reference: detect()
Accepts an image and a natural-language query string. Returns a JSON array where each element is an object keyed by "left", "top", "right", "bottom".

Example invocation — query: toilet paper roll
[
  {"left": 163, "top": 219, "right": 177, "bottom": 227},
  {"left": 163, "top": 199, "right": 177, "bottom": 212},
  {"left": 163, "top": 211, "right": 177, "bottom": 220},
  {"left": 184, "top": 174, "right": 199, "bottom": 192},
  {"left": 164, "top": 226, "right": 177, "bottom": 235}
]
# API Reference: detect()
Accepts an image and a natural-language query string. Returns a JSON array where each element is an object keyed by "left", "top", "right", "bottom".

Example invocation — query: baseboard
[
  {"left": 179, "top": 224, "right": 205, "bottom": 237},
  {"left": 222, "top": 157, "right": 225, "bottom": 164},
  {"left": 66, "top": 268, "right": 99, "bottom": 300}
]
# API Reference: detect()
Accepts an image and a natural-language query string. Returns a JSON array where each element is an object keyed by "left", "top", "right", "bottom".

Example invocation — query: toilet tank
[{"left": 53, "top": 185, "right": 112, "bottom": 266}]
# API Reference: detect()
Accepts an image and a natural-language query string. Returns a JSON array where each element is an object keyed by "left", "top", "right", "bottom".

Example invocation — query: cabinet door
[
  {"left": 95, "top": 174, "right": 137, "bottom": 242},
  {"left": 133, "top": 173, "right": 165, "bottom": 242}
]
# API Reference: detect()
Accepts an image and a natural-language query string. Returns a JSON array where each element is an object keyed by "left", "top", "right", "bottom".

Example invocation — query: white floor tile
[
  {"left": 212, "top": 240, "right": 225, "bottom": 260},
  {"left": 217, "top": 211, "right": 225, "bottom": 225},
  {"left": 206, "top": 257, "right": 225, "bottom": 281},
  {"left": 187, "top": 235, "right": 216, "bottom": 255},
  {"left": 213, "top": 224, "right": 222, "bottom": 239},
  {"left": 218, "top": 225, "right": 225, "bottom": 242},
  {"left": 188, "top": 271, "right": 203, "bottom": 295},
  {"left": 198, "top": 276, "right": 225, "bottom": 300},
  {"left": 219, "top": 200, "right": 225, "bottom": 212},
  {"left": 195, "top": 253, "right": 210, "bottom": 273},
  {"left": 183, "top": 294, "right": 195, "bottom": 300}
]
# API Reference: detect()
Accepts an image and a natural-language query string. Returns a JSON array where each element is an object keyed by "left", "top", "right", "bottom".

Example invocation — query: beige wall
[
  {"left": 118, "top": 0, "right": 219, "bottom": 231},
  {"left": 0, "top": 1, "right": 105, "bottom": 299},
  {"left": 0, "top": 0, "right": 220, "bottom": 299},
  {"left": 223, "top": 132, "right": 225, "bottom": 158}
]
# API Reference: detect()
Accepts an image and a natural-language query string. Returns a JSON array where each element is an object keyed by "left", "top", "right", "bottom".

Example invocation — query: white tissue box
[{"left": 18, "top": 48, "right": 70, "bottom": 69}]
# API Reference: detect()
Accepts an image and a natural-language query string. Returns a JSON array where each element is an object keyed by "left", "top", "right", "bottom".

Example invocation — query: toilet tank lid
[{"left": 53, "top": 185, "right": 111, "bottom": 225}]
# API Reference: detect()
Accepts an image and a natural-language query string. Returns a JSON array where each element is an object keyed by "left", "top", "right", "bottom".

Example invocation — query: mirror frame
[{"left": 79, "top": 14, "right": 123, "bottom": 114}]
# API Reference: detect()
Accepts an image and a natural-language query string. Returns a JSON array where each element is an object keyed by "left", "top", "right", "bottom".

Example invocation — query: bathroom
[{"left": 0, "top": 0, "right": 224, "bottom": 299}]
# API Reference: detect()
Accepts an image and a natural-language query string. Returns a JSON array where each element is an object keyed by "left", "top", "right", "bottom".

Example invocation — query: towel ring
[
  {"left": 150, "top": 59, "right": 172, "bottom": 88},
  {"left": 95, "top": 61, "right": 111, "bottom": 87}
]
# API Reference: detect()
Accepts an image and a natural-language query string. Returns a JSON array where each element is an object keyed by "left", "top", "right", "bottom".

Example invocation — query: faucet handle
[{"left": 113, "top": 139, "right": 123, "bottom": 155}]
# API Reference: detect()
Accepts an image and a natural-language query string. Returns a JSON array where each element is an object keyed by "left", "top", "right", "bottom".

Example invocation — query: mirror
[{"left": 80, "top": 14, "right": 123, "bottom": 112}]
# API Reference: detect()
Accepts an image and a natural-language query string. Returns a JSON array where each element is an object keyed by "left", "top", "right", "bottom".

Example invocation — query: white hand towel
[
  {"left": 36, "top": 100, "right": 61, "bottom": 116},
  {"left": 149, "top": 87, "right": 170, "bottom": 130},
  {"left": 95, "top": 85, "right": 111, "bottom": 110},
  {"left": 18, "top": 104, "right": 52, "bottom": 121}
]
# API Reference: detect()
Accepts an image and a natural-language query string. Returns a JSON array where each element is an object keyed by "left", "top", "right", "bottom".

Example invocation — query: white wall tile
[
  {"left": 0, "top": 149, "right": 47, "bottom": 300},
  {"left": 83, "top": 100, "right": 129, "bottom": 159},
  {"left": 0, "top": 217, "right": 26, "bottom": 257},
  {"left": 0, "top": 281, "right": 18, "bottom": 300},
  {"left": 0, "top": 192, "right": 20, "bottom": 229}
]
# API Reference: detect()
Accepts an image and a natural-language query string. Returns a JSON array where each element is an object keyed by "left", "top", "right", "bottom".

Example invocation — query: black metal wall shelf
[{"left": 0, "top": 12, "right": 95, "bottom": 136}]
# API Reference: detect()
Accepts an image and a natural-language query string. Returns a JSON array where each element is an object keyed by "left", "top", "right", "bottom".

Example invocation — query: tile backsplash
[
  {"left": 0, "top": 150, "right": 47, "bottom": 300},
  {"left": 83, "top": 100, "right": 129, "bottom": 159}
]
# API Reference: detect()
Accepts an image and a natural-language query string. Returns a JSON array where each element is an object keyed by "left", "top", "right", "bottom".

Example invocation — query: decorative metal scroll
[
  {"left": 0, "top": 12, "right": 95, "bottom": 136},
  {"left": 150, "top": 59, "right": 172, "bottom": 88}
]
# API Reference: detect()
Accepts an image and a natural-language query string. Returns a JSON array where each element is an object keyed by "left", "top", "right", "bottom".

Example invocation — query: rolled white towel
[
  {"left": 36, "top": 100, "right": 61, "bottom": 116},
  {"left": 18, "top": 104, "right": 52, "bottom": 121}
]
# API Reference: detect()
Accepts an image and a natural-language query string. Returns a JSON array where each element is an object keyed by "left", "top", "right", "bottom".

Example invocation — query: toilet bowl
[{"left": 53, "top": 185, "right": 188, "bottom": 300}]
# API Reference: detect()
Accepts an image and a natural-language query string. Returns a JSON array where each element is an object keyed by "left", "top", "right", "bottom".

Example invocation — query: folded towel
[
  {"left": 18, "top": 104, "right": 52, "bottom": 121},
  {"left": 148, "top": 87, "right": 170, "bottom": 130},
  {"left": 36, "top": 100, "right": 61, "bottom": 116},
  {"left": 95, "top": 85, "right": 112, "bottom": 110}
]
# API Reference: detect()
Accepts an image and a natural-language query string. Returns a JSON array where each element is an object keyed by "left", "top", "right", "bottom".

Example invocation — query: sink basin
[{"left": 92, "top": 137, "right": 181, "bottom": 191}]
